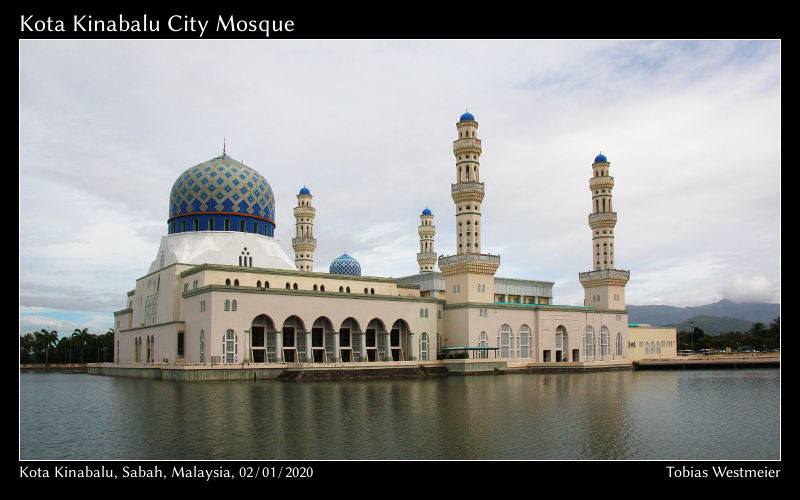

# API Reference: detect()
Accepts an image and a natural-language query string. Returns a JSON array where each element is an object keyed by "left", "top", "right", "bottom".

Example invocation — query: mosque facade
[{"left": 112, "top": 112, "right": 638, "bottom": 370}]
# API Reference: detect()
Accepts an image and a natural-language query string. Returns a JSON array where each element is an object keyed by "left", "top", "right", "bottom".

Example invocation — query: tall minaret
[
  {"left": 438, "top": 111, "right": 499, "bottom": 304},
  {"left": 452, "top": 111, "right": 484, "bottom": 254},
  {"left": 579, "top": 153, "right": 630, "bottom": 309},
  {"left": 417, "top": 208, "right": 436, "bottom": 273},
  {"left": 292, "top": 187, "right": 316, "bottom": 272}
]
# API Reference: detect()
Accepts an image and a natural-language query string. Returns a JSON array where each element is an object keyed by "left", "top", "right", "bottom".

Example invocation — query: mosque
[{"left": 111, "top": 111, "right": 674, "bottom": 374}]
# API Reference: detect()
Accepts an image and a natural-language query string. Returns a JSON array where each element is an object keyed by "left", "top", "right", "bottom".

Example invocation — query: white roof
[{"left": 148, "top": 231, "right": 297, "bottom": 274}]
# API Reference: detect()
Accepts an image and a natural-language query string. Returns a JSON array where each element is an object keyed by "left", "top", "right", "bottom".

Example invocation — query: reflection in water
[{"left": 20, "top": 369, "right": 779, "bottom": 460}]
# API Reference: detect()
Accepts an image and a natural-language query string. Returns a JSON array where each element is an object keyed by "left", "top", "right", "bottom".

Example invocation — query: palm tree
[
  {"left": 36, "top": 328, "right": 58, "bottom": 367},
  {"left": 72, "top": 328, "right": 89, "bottom": 364}
]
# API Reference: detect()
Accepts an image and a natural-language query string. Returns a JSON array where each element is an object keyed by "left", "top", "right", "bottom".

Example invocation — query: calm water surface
[{"left": 19, "top": 369, "right": 780, "bottom": 460}]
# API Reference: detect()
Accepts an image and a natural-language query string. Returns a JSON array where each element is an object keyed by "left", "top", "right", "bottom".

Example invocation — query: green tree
[
  {"left": 20, "top": 333, "right": 36, "bottom": 364},
  {"left": 72, "top": 328, "right": 89, "bottom": 364},
  {"left": 35, "top": 329, "right": 58, "bottom": 367}
]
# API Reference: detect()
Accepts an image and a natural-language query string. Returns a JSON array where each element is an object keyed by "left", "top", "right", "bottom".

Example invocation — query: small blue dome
[
  {"left": 594, "top": 153, "right": 608, "bottom": 163},
  {"left": 459, "top": 112, "right": 475, "bottom": 121},
  {"left": 329, "top": 253, "right": 361, "bottom": 276},
  {"left": 299, "top": 186, "right": 311, "bottom": 195},
  {"left": 421, "top": 207, "right": 432, "bottom": 215}
]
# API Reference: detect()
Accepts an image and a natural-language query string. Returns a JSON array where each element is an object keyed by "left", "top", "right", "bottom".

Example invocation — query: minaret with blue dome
[
  {"left": 292, "top": 186, "right": 316, "bottom": 272},
  {"left": 417, "top": 208, "right": 436, "bottom": 273},
  {"left": 438, "top": 111, "right": 500, "bottom": 305},
  {"left": 579, "top": 152, "right": 630, "bottom": 310}
]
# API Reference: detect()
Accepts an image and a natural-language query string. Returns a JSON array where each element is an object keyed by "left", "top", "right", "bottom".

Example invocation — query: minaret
[
  {"left": 292, "top": 187, "right": 316, "bottom": 272},
  {"left": 452, "top": 112, "right": 483, "bottom": 254},
  {"left": 438, "top": 112, "right": 499, "bottom": 304},
  {"left": 579, "top": 153, "right": 630, "bottom": 309},
  {"left": 417, "top": 208, "right": 436, "bottom": 273}
]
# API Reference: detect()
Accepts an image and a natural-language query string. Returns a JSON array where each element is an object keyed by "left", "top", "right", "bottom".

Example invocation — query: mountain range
[{"left": 626, "top": 300, "right": 780, "bottom": 335}]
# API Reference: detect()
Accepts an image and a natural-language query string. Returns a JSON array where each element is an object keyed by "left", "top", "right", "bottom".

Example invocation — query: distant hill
[
  {"left": 627, "top": 300, "right": 779, "bottom": 330},
  {"left": 660, "top": 315, "right": 758, "bottom": 335}
]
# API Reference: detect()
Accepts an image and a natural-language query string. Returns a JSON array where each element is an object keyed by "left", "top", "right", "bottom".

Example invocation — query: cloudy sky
[{"left": 19, "top": 39, "right": 780, "bottom": 336}]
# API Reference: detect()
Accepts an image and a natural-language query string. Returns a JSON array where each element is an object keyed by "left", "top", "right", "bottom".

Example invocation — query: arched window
[
  {"left": 234, "top": 279, "right": 239, "bottom": 286},
  {"left": 223, "top": 329, "right": 237, "bottom": 363},
  {"left": 478, "top": 332, "right": 488, "bottom": 359},
  {"left": 225, "top": 279, "right": 231, "bottom": 286},
  {"left": 498, "top": 324, "right": 512, "bottom": 358},
  {"left": 616, "top": 332, "right": 623, "bottom": 356},
  {"left": 519, "top": 325, "right": 531, "bottom": 358},
  {"left": 313, "top": 284, "right": 318, "bottom": 291},
  {"left": 584, "top": 326, "right": 595, "bottom": 359},
  {"left": 370, "top": 288, "right": 375, "bottom": 294},
  {"left": 286, "top": 283, "right": 291, "bottom": 289},
  {"left": 365, "top": 288, "right": 369, "bottom": 294},
  {"left": 420, "top": 308, "right": 425, "bottom": 318},
  {"left": 320, "top": 285, "right": 325, "bottom": 292},
  {"left": 346, "top": 287, "right": 350, "bottom": 293},
  {"left": 339, "top": 286, "right": 344, "bottom": 293},
  {"left": 293, "top": 283, "right": 298, "bottom": 290},
  {"left": 231, "top": 300, "right": 237, "bottom": 312},
  {"left": 600, "top": 326, "right": 609, "bottom": 357},
  {"left": 224, "top": 299, "right": 231, "bottom": 311},
  {"left": 420, "top": 332, "right": 429, "bottom": 361},
  {"left": 199, "top": 330, "right": 205, "bottom": 363}
]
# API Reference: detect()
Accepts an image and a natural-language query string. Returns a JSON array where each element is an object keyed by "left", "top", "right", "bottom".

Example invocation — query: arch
[
  {"left": 293, "top": 283, "right": 299, "bottom": 290},
  {"left": 281, "top": 315, "right": 306, "bottom": 363},
  {"left": 223, "top": 329, "right": 237, "bottom": 363},
  {"left": 390, "top": 319, "right": 411, "bottom": 361},
  {"left": 346, "top": 286, "right": 351, "bottom": 293},
  {"left": 615, "top": 332, "right": 623, "bottom": 356},
  {"left": 498, "top": 324, "right": 512, "bottom": 358},
  {"left": 320, "top": 284, "right": 325, "bottom": 292},
  {"left": 311, "top": 316, "right": 336, "bottom": 362},
  {"left": 365, "top": 318, "right": 387, "bottom": 362},
  {"left": 584, "top": 326, "right": 595, "bottom": 359},
  {"left": 419, "top": 332, "right": 430, "bottom": 361},
  {"left": 234, "top": 279, "right": 239, "bottom": 287},
  {"left": 338, "top": 317, "right": 362, "bottom": 362},
  {"left": 600, "top": 326, "right": 610, "bottom": 358},
  {"left": 199, "top": 329, "right": 205, "bottom": 363},
  {"left": 478, "top": 331, "right": 489, "bottom": 359},
  {"left": 364, "top": 288, "right": 369, "bottom": 294},
  {"left": 250, "top": 314, "right": 276, "bottom": 363},
  {"left": 313, "top": 284, "right": 318, "bottom": 291},
  {"left": 231, "top": 299, "right": 237, "bottom": 312},
  {"left": 519, "top": 324, "right": 532, "bottom": 359},
  {"left": 286, "top": 282, "right": 291, "bottom": 289},
  {"left": 370, "top": 288, "right": 375, "bottom": 294},
  {"left": 339, "top": 286, "right": 344, "bottom": 293},
  {"left": 257, "top": 280, "right": 262, "bottom": 288},
  {"left": 225, "top": 278, "right": 231, "bottom": 286},
  {"left": 556, "top": 325, "right": 569, "bottom": 361},
  {"left": 224, "top": 299, "right": 231, "bottom": 311}
]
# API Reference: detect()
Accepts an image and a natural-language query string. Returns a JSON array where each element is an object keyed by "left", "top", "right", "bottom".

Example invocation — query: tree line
[
  {"left": 20, "top": 328, "right": 115, "bottom": 365},
  {"left": 677, "top": 317, "right": 780, "bottom": 351}
]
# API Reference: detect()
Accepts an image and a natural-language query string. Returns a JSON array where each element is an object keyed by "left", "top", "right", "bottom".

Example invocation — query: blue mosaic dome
[
  {"left": 329, "top": 253, "right": 361, "bottom": 276},
  {"left": 594, "top": 153, "right": 608, "bottom": 163},
  {"left": 421, "top": 207, "right": 432, "bottom": 215},
  {"left": 299, "top": 186, "right": 311, "bottom": 195},
  {"left": 459, "top": 112, "right": 475, "bottom": 121},
  {"left": 168, "top": 154, "right": 276, "bottom": 236}
]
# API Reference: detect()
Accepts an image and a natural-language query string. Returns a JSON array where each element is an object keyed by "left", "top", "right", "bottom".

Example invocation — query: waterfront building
[
  {"left": 113, "top": 111, "right": 666, "bottom": 370},
  {"left": 627, "top": 325, "right": 679, "bottom": 361}
]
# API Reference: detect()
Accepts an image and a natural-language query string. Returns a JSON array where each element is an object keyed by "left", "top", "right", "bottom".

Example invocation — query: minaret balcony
[
  {"left": 451, "top": 182, "right": 485, "bottom": 202},
  {"left": 293, "top": 206, "right": 316, "bottom": 217},
  {"left": 418, "top": 226, "right": 436, "bottom": 236},
  {"left": 453, "top": 138, "right": 482, "bottom": 151},
  {"left": 589, "top": 176, "right": 614, "bottom": 189},
  {"left": 579, "top": 268, "right": 630, "bottom": 287},
  {"left": 292, "top": 238, "right": 317, "bottom": 250},
  {"left": 588, "top": 212, "right": 617, "bottom": 228}
]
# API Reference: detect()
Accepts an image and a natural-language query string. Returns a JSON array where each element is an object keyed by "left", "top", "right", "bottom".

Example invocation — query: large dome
[
  {"left": 168, "top": 154, "right": 276, "bottom": 236},
  {"left": 329, "top": 253, "right": 361, "bottom": 276}
]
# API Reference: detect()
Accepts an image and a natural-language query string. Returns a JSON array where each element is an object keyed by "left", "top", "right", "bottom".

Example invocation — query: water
[{"left": 19, "top": 369, "right": 780, "bottom": 460}]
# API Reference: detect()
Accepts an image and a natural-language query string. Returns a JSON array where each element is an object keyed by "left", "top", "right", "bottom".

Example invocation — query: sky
[{"left": 19, "top": 39, "right": 780, "bottom": 337}]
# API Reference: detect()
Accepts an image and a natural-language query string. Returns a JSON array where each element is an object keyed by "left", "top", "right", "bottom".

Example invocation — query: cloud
[
  {"left": 19, "top": 40, "right": 781, "bottom": 331},
  {"left": 720, "top": 275, "right": 779, "bottom": 303}
]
